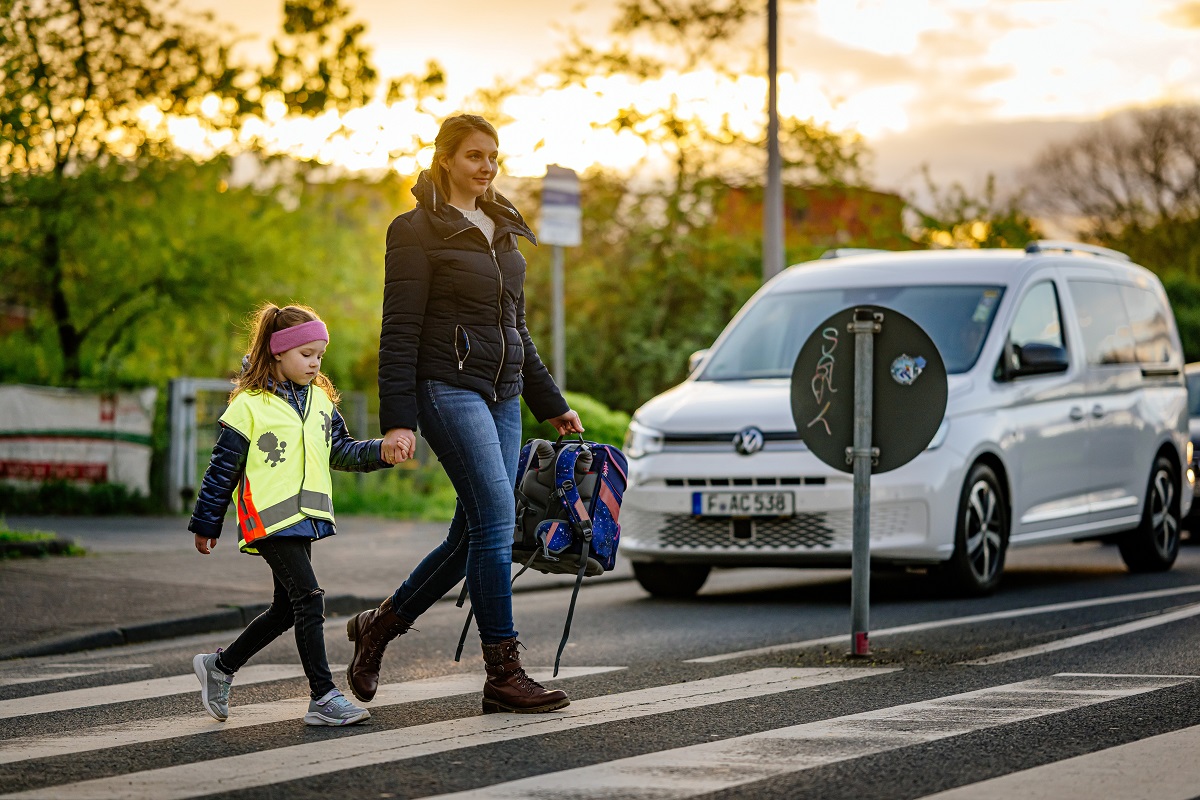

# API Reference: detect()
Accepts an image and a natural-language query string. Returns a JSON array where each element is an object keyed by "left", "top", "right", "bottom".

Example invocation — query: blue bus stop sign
[{"left": 790, "top": 305, "right": 948, "bottom": 474}]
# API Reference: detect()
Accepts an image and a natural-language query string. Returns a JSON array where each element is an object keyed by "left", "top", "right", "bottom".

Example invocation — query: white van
[{"left": 622, "top": 242, "right": 1193, "bottom": 597}]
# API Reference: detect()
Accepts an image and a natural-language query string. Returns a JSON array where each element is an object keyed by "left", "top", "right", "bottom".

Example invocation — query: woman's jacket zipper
[{"left": 443, "top": 218, "right": 509, "bottom": 401}]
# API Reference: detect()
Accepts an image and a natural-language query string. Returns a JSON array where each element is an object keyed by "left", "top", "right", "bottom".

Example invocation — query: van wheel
[
  {"left": 632, "top": 563, "right": 711, "bottom": 598},
  {"left": 1119, "top": 456, "right": 1179, "bottom": 572},
  {"left": 936, "top": 463, "right": 1009, "bottom": 597}
]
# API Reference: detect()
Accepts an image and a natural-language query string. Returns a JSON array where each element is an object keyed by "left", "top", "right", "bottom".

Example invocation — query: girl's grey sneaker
[
  {"left": 304, "top": 689, "right": 370, "bottom": 726},
  {"left": 193, "top": 652, "right": 232, "bottom": 721}
]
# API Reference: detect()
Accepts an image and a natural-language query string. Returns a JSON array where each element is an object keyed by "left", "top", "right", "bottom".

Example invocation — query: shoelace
[
  {"left": 512, "top": 668, "right": 546, "bottom": 694},
  {"left": 364, "top": 622, "right": 414, "bottom": 669}
]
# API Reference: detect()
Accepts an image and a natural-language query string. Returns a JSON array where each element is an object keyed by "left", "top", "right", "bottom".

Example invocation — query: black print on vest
[
  {"left": 319, "top": 410, "right": 332, "bottom": 447},
  {"left": 257, "top": 432, "right": 287, "bottom": 467}
]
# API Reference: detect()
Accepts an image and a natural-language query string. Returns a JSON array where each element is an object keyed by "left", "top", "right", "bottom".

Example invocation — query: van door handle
[
  {"left": 1091, "top": 405, "right": 1105, "bottom": 418},
  {"left": 1069, "top": 407, "right": 1085, "bottom": 421}
]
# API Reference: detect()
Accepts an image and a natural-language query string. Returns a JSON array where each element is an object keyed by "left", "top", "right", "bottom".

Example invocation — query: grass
[{"left": 0, "top": 519, "right": 86, "bottom": 558}]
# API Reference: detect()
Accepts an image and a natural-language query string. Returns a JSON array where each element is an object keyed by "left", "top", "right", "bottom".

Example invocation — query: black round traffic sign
[{"left": 790, "top": 305, "right": 947, "bottom": 474}]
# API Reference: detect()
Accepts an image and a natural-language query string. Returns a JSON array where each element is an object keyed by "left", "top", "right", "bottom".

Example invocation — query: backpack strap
[
  {"left": 454, "top": 546, "right": 543, "bottom": 663},
  {"left": 550, "top": 443, "right": 594, "bottom": 676},
  {"left": 552, "top": 444, "right": 593, "bottom": 540}
]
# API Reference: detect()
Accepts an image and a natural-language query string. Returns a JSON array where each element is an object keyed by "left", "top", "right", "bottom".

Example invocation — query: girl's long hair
[
  {"left": 231, "top": 303, "right": 340, "bottom": 404},
  {"left": 428, "top": 114, "right": 500, "bottom": 206}
]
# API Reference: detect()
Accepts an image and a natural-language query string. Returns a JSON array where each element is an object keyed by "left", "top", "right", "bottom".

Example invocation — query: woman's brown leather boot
[
  {"left": 345, "top": 596, "right": 410, "bottom": 702},
  {"left": 480, "top": 638, "right": 570, "bottom": 714}
]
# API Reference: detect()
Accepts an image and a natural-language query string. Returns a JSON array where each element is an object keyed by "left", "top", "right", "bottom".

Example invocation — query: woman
[{"left": 347, "top": 114, "right": 584, "bottom": 714}]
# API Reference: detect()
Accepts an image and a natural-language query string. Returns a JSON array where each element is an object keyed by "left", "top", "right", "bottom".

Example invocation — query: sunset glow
[{"left": 183, "top": 0, "right": 1200, "bottom": 185}]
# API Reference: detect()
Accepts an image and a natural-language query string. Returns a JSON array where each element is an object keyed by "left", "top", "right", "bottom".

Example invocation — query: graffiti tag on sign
[{"left": 807, "top": 327, "right": 839, "bottom": 435}]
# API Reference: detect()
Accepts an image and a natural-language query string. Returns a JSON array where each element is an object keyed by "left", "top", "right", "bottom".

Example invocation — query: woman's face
[{"left": 441, "top": 130, "right": 499, "bottom": 206}]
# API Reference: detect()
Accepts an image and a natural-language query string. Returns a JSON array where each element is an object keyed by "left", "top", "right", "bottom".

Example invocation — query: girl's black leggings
[{"left": 219, "top": 536, "right": 335, "bottom": 700}]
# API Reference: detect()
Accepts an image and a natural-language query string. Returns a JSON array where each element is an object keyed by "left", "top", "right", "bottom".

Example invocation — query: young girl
[{"left": 189, "top": 303, "right": 390, "bottom": 726}]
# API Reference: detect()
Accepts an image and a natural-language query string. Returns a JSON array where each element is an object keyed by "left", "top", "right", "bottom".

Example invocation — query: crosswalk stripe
[
  {"left": 0, "top": 664, "right": 306, "bottom": 720},
  {"left": 916, "top": 722, "right": 1200, "bottom": 799},
  {"left": 419, "top": 673, "right": 1197, "bottom": 800},
  {"left": 686, "top": 584, "right": 1200, "bottom": 663},
  {"left": 0, "top": 664, "right": 151, "bottom": 688},
  {"left": 0, "top": 667, "right": 895, "bottom": 800},
  {"left": 959, "top": 603, "right": 1200, "bottom": 665},
  {"left": 0, "top": 666, "right": 621, "bottom": 765}
]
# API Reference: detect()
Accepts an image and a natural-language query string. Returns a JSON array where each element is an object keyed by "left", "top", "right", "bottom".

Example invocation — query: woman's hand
[
  {"left": 547, "top": 410, "right": 584, "bottom": 436},
  {"left": 194, "top": 534, "right": 217, "bottom": 555},
  {"left": 382, "top": 427, "right": 417, "bottom": 463}
]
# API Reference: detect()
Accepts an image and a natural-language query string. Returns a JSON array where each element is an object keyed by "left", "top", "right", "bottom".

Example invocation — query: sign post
[
  {"left": 539, "top": 165, "right": 581, "bottom": 390},
  {"left": 790, "top": 306, "right": 948, "bottom": 657}
]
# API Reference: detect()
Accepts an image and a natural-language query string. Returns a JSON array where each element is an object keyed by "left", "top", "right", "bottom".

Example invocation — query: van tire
[
  {"left": 1118, "top": 456, "right": 1179, "bottom": 572},
  {"left": 632, "top": 562, "right": 711, "bottom": 598},
  {"left": 936, "top": 463, "right": 1009, "bottom": 597}
]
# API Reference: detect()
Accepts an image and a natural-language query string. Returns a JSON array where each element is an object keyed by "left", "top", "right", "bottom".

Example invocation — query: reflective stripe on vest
[{"left": 219, "top": 387, "right": 336, "bottom": 554}]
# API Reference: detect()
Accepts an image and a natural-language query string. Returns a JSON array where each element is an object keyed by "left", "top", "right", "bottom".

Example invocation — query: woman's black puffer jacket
[{"left": 378, "top": 171, "right": 568, "bottom": 433}]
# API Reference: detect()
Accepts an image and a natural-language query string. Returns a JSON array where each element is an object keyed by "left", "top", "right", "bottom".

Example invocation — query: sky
[{"left": 194, "top": 0, "right": 1200, "bottom": 199}]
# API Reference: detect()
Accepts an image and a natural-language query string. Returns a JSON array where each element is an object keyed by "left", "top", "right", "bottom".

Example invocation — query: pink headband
[{"left": 270, "top": 320, "right": 329, "bottom": 355}]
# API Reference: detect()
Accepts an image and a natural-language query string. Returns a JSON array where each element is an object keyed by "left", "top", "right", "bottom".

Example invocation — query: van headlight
[
  {"left": 624, "top": 420, "right": 665, "bottom": 459},
  {"left": 925, "top": 418, "right": 950, "bottom": 451}
]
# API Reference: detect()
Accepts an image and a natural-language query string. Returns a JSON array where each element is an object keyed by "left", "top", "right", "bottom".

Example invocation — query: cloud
[{"left": 1164, "top": 2, "right": 1200, "bottom": 27}]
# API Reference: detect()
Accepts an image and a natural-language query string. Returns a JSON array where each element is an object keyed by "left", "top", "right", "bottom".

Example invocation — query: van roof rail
[
  {"left": 1024, "top": 240, "right": 1130, "bottom": 261},
  {"left": 818, "top": 248, "right": 889, "bottom": 260}
]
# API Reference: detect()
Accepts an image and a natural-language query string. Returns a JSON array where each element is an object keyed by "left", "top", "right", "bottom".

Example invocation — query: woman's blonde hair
[
  {"left": 428, "top": 114, "right": 500, "bottom": 206},
  {"left": 232, "top": 302, "right": 340, "bottom": 404}
]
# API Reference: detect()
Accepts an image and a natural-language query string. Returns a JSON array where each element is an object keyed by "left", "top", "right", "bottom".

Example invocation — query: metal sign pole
[
  {"left": 552, "top": 244, "right": 565, "bottom": 390},
  {"left": 848, "top": 308, "right": 881, "bottom": 657}
]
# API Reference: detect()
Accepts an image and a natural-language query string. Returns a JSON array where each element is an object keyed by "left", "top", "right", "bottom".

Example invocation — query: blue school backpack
[{"left": 454, "top": 435, "right": 628, "bottom": 675}]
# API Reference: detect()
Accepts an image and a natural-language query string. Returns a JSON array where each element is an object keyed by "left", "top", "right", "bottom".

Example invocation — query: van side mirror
[
  {"left": 688, "top": 348, "right": 710, "bottom": 375},
  {"left": 1011, "top": 342, "right": 1069, "bottom": 377}
]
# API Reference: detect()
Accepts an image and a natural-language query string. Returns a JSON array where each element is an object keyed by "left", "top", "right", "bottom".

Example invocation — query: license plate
[{"left": 693, "top": 491, "right": 795, "bottom": 517}]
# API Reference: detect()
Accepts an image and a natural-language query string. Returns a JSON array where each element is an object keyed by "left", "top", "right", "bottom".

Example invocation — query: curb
[{"left": 0, "top": 574, "right": 632, "bottom": 661}]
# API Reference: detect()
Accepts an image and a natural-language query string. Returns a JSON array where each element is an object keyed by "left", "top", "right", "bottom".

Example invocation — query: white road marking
[
  {"left": 917, "top": 722, "right": 1200, "bottom": 799},
  {"left": 0, "top": 667, "right": 622, "bottom": 765},
  {"left": 960, "top": 603, "right": 1200, "bottom": 665},
  {"left": 0, "top": 668, "right": 895, "bottom": 800},
  {"left": 0, "top": 664, "right": 151, "bottom": 688},
  {"left": 0, "top": 664, "right": 306, "bottom": 720},
  {"left": 422, "top": 673, "right": 1196, "bottom": 800},
  {"left": 687, "top": 584, "right": 1200, "bottom": 663}
]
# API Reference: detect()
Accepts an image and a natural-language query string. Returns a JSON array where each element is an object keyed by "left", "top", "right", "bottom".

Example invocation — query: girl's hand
[
  {"left": 195, "top": 534, "right": 217, "bottom": 555},
  {"left": 548, "top": 410, "right": 584, "bottom": 436},
  {"left": 382, "top": 427, "right": 417, "bottom": 463}
]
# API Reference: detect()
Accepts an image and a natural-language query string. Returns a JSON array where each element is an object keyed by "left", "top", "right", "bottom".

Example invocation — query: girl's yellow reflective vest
[{"left": 219, "top": 387, "right": 336, "bottom": 554}]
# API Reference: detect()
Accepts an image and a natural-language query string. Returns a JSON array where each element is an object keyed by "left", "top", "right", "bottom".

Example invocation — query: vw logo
[{"left": 733, "top": 426, "right": 765, "bottom": 456}]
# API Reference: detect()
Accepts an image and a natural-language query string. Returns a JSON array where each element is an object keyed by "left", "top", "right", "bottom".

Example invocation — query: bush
[
  {"left": 521, "top": 391, "right": 631, "bottom": 447},
  {"left": 0, "top": 481, "right": 158, "bottom": 515},
  {"left": 331, "top": 461, "right": 458, "bottom": 520}
]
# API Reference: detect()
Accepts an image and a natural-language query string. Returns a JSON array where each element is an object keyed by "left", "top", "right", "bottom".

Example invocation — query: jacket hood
[{"left": 410, "top": 170, "right": 537, "bottom": 245}]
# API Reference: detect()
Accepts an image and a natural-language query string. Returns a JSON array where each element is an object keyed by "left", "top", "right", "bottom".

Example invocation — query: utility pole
[{"left": 763, "top": 0, "right": 785, "bottom": 283}]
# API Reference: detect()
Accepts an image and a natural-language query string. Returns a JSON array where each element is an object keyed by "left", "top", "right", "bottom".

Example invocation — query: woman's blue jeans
[{"left": 390, "top": 380, "right": 520, "bottom": 644}]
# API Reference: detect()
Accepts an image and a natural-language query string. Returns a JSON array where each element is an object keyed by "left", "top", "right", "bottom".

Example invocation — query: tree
[
  {"left": 505, "top": 0, "right": 871, "bottom": 411},
  {"left": 910, "top": 167, "right": 1041, "bottom": 249},
  {"left": 1026, "top": 105, "right": 1200, "bottom": 275},
  {"left": 0, "top": 0, "right": 379, "bottom": 384}
]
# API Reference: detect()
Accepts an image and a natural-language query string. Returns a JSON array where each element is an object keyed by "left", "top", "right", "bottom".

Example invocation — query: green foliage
[
  {"left": 331, "top": 462, "right": 458, "bottom": 520},
  {"left": 911, "top": 168, "right": 1042, "bottom": 249},
  {"left": 0, "top": 521, "right": 86, "bottom": 558},
  {"left": 0, "top": 481, "right": 156, "bottom": 515},
  {"left": 522, "top": 392, "right": 632, "bottom": 448}
]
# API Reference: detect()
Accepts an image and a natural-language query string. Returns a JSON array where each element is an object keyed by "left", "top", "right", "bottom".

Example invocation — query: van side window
[
  {"left": 1120, "top": 285, "right": 1174, "bottom": 364},
  {"left": 1010, "top": 282, "right": 1065, "bottom": 352},
  {"left": 1068, "top": 280, "right": 1136, "bottom": 365},
  {"left": 998, "top": 281, "right": 1067, "bottom": 380}
]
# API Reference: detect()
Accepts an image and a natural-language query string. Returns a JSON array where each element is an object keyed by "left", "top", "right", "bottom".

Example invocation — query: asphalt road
[{"left": 3, "top": 540, "right": 1200, "bottom": 799}]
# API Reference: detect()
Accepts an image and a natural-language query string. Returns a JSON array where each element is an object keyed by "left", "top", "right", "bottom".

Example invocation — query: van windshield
[{"left": 699, "top": 285, "right": 1005, "bottom": 380}]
